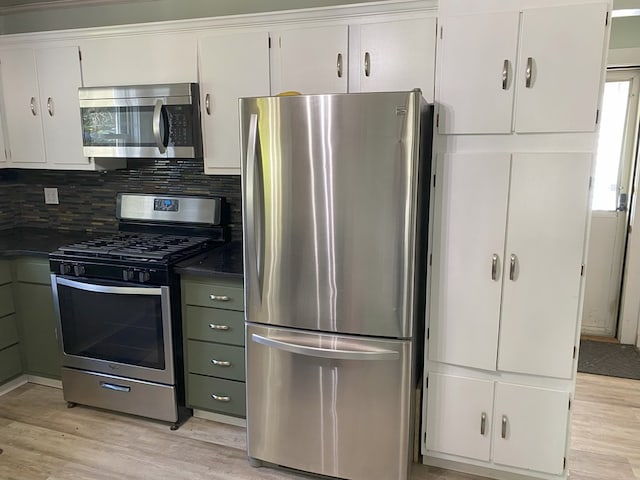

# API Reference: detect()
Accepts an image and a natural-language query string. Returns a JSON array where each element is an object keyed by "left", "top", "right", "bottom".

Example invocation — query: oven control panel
[{"left": 51, "top": 260, "right": 167, "bottom": 286}]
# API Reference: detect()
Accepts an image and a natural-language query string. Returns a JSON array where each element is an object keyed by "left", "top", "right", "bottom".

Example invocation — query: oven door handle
[{"left": 54, "top": 276, "right": 162, "bottom": 296}]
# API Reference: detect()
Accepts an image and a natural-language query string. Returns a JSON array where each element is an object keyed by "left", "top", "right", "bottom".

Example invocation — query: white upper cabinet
[
  {"left": 437, "top": 2, "right": 609, "bottom": 134},
  {"left": 436, "top": 12, "right": 519, "bottom": 134},
  {"left": 198, "top": 31, "right": 270, "bottom": 175},
  {"left": 80, "top": 33, "right": 197, "bottom": 86},
  {"left": 35, "top": 46, "right": 87, "bottom": 168},
  {"left": 350, "top": 18, "right": 437, "bottom": 102},
  {"left": 513, "top": 3, "right": 608, "bottom": 133},
  {"left": 429, "top": 152, "right": 592, "bottom": 379},
  {"left": 0, "top": 48, "right": 46, "bottom": 165},
  {"left": 270, "top": 25, "right": 348, "bottom": 95}
]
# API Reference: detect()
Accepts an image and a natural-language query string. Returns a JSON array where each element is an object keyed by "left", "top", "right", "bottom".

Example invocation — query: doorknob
[{"left": 617, "top": 193, "right": 628, "bottom": 212}]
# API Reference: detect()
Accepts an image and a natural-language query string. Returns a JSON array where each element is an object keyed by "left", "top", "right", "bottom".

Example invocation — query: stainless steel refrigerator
[{"left": 240, "top": 91, "right": 432, "bottom": 480}]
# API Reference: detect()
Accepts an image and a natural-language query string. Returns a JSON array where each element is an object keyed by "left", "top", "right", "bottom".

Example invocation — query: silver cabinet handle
[
  {"left": 502, "top": 59, "right": 510, "bottom": 90},
  {"left": 209, "top": 323, "right": 230, "bottom": 330},
  {"left": 480, "top": 412, "right": 487, "bottom": 436},
  {"left": 100, "top": 382, "right": 131, "bottom": 393},
  {"left": 211, "top": 359, "right": 231, "bottom": 367},
  {"left": 211, "top": 394, "right": 231, "bottom": 402},
  {"left": 47, "top": 97, "right": 54, "bottom": 116},
  {"left": 491, "top": 254, "right": 499, "bottom": 281},
  {"left": 30, "top": 97, "right": 37, "bottom": 116},
  {"left": 205, "top": 93, "right": 211, "bottom": 115},
  {"left": 209, "top": 294, "right": 230, "bottom": 301},
  {"left": 364, "top": 51, "right": 371, "bottom": 77},
  {"left": 525, "top": 57, "right": 533, "bottom": 88},
  {"left": 509, "top": 254, "right": 517, "bottom": 281},
  {"left": 501, "top": 415, "right": 508, "bottom": 438},
  {"left": 337, "top": 53, "right": 343, "bottom": 78}
]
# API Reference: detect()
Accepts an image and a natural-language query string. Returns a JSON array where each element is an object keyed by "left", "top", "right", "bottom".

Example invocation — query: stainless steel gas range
[{"left": 49, "top": 193, "right": 226, "bottom": 429}]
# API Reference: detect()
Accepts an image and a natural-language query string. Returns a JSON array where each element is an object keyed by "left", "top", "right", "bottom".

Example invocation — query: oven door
[{"left": 51, "top": 275, "right": 175, "bottom": 385}]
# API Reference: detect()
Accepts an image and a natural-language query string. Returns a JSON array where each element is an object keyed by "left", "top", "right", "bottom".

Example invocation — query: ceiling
[{"left": 0, "top": 0, "right": 136, "bottom": 14}]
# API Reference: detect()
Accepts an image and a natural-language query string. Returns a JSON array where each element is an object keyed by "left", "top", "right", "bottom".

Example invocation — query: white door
[
  {"left": 582, "top": 70, "right": 640, "bottom": 337},
  {"left": 269, "top": 26, "right": 348, "bottom": 95},
  {"left": 513, "top": 3, "right": 608, "bottom": 133},
  {"left": 499, "top": 153, "right": 592, "bottom": 379},
  {"left": 428, "top": 153, "right": 510, "bottom": 371},
  {"left": 351, "top": 18, "right": 436, "bottom": 102},
  {"left": 493, "top": 382, "right": 569, "bottom": 475},
  {"left": 425, "top": 373, "right": 493, "bottom": 461},
  {"left": 35, "top": 46, "right": 88, "bottom": 167},
  {"left": 198, "top": 31, "right": 270, "bottom": 175},
  {"left": 435, "top": 11, "right": 519, "bottom": 134},
  {"left": 0, "top": 48, "right": 46, "bottom": 164}
]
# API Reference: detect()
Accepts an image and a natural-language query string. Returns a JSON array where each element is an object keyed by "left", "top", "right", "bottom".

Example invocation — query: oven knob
[
  {"left": 73, "top": 265, "right": 85, "bottom": 276},
  {"left": 138, "top": 271, "right": 150, "bottom": 283},
  {"left": 122, "top": 270, "right": 134, "bottom": 281},
  {"left": 59, "top": 263, "right": 71, "bottom": 275}
]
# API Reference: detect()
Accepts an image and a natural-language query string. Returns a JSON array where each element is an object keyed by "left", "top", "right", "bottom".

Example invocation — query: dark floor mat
[{"left": 577, "top": 340, "right": 640, "bottom": 380}]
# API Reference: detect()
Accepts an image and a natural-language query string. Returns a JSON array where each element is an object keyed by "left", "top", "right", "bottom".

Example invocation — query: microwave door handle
[{"left": 152, "top": 99, "right": 167, "bottom": 154}]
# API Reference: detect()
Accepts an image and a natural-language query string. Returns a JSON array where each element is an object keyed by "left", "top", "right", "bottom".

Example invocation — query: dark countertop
[
  {"left": 175, "top": 241, "right": 243, "bottom": 280},
  {"left": 0, "top": 227, "right": 95, "bottom": 258}
]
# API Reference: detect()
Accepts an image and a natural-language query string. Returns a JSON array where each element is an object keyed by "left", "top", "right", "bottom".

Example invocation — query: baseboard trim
[
  {"left": 0, "top": 375, "right": 28, "bottom": 396},
  {"left": 26, "top": 376, "right": 62, "bottom": 389},
  {"left": 193, "top": 409, "right": 246, "bottom": 427}
]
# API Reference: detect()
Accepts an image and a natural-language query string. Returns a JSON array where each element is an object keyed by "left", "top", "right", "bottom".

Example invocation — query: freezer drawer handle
[
  {"left": 209, "top": 294, "right": 230, "bottom": 301},
  {"left": 100, "top": 382, "right": 131, "bottom": 393},
  {"left": 211, "top": 394, "right": 231, "bottom": 402},
  {"left": 211, "top": 359, "right": 231, "bottom": 367},
  {"left": 209, "top": 323, "right": 230, "bottom": 331},
  {"left": 251, "top": 334, "right": 400, "bottom": 361}
]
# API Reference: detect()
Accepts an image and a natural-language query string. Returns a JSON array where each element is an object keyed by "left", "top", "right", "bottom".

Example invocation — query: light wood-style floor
[{"left": 0, "top": 373, "right": 638, "bottom": 480}]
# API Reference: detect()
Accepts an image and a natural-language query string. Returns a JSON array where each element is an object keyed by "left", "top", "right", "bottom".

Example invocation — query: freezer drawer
[{"left": 246, "top": 323, "right": 413, "bottom": 480}]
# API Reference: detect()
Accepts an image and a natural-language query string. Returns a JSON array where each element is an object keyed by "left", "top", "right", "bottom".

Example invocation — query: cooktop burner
[{"left": 59, "top": 232, "right": 212, "bottom": 261}]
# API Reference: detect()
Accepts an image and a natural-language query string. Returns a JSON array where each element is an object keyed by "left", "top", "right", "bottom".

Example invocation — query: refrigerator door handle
[
  {"left": 251, "top": 333, "right": 400, "bottom": 361},
  {"left": 245, "top": 113, "right": 264, "bottom": 303}
]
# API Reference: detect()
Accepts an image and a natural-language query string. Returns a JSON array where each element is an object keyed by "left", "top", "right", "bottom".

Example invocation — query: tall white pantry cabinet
[{"left": 422, "top": 1, "right": 610, "bottom": 479}]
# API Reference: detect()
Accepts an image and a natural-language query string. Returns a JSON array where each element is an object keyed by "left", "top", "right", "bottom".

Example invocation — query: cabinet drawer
[
  {"left": 15, "top": 257, "right": 51, "bottom": 284},
  {"left": 187, "top": 340, "right": 245, "bottom": 381},
  {"left": 183, "top": 281, "right": 244, "bottom": 311},
  {"left": 185, "top": 306, "right": 244, "bottom": 345},
  {"left": 187, "top": 373, "right": 246, "bottom": 418},
  {"left": 0, "top": 284, "right": 15, "bottom": 318},
  {"left": 0, "top": 314, "right": 19, "bottom": 350},
  {"left": 0, "top": 260, "right": 11, "bottom": 285},
  {"left": 0, "top": 344, "right": 22, "bottom": 384}
]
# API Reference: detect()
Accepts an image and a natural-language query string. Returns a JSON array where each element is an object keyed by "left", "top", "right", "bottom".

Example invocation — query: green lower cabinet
[
  {"left": 0, "top": 314, "right": 19, "bottom": 350},
  {"left": 0, "top": 284, "right": 15, "bottom": 318},
  {"left": 187, "top": 373, "right": 246, "bottom": 417},
  {"left": 14, "top": 258, "right": 61, "bottom": 380},
  {"left": 187, "top": 340, "right": 245, "bottom": 381},
  {"left": 0, "top": 344, "right": 22, "bottom": 383}
]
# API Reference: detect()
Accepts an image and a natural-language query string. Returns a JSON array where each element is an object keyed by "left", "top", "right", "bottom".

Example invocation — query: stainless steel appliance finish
[
  {"left": 240, "top": 91, "right": 432, "bottom": 480},
  {"left": 51, "top": 194, "right": 226, "bottom": 428},
  {"left": 79, "top": 83, "right": 202, "bottom": 159}
]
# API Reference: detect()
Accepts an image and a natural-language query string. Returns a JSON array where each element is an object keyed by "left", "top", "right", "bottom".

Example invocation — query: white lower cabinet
[{"left": 426, "top": 373, "right": 570, "bottom": 476}]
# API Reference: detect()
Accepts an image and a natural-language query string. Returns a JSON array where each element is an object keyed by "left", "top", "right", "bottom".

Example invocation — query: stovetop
[{"left": 58, "top": 232, "right": 213, "bottom": 262}]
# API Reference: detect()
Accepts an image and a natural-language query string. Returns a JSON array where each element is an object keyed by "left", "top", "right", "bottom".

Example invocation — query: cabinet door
[
  {"left": 0, "top": 48, "right": 46, "bottom": 164},
  {"left": 80, "top": 33, "right": 197, "bottom": 86},
  {"left": 429, "top": 153, "right": 510, "bottom": 371},
  {"left": 270, "top": 25, "right": 348, "bottom": 95},
  {"left": 199, "top": 31, "right": 270, "bottom": 175},
  {"left": 493, "top": 383, "right": 569, "bottom": 474},
  {"left": 35, "top": 46, "right": 88, "bottom": 167},
  {"left": 425, "top": 373, "right": 493, "bottom": 461},
  {"left": 499, "top": 153, "right": 592, "bottom": 378},
  {"left": 352, "top": 18, "right": 436, "bottom": 102},
  {"left": 514, "top": 3, "right": 608, "bottom": 133},
  {"left": 436, "top": 12, "right": 519, "bottom": 134}
]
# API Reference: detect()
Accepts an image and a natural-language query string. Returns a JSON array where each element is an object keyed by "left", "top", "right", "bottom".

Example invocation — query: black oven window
[{"left": 57, "top": 284, "right": 166, "bottom": 370}]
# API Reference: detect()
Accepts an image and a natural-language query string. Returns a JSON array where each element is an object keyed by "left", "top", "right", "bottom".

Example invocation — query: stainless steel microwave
[{"left": 78, "top": 83, "right": 203, "bottom": 159}]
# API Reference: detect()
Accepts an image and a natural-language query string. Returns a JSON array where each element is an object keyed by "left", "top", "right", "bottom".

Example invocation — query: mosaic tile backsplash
[{"left": 0, "top": 159, "right": 242, "bottom": 240}]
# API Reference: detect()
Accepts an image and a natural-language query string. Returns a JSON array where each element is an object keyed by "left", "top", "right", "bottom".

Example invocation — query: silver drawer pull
[
  {"left": 209, "top": 294, "right": 230, "bottom": 301},
  {"left": 100, "top": 382, "right": 131, "bottom": 393},
  {"left": 211, "top": 359, "right": 231, "bottom": 367},
  {"left": 480, "top": 412, "right": 487, "bottom": 435},
  {"left": 211, "top": 394, "right": 231, "bottom": 402},
  {"left": 209, "top": 323, "right": 230, "bottom": 330}
]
